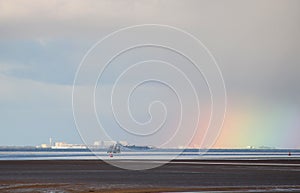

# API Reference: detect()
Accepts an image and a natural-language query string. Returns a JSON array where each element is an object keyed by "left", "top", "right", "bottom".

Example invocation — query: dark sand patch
[{"left": 0, "top": 159, "right": 300, "bottom": 192}]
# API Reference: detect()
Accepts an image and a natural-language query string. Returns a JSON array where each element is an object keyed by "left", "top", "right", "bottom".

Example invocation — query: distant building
[
  {"left": 38, "top": 138, "right": 87, "bottom": 149},
  {"left": 40, "top": 144, "right": 49, "bottom": 148},
  {"left": 93, "top": 140, "right": 121, "bottom": 148},
  {"left": 51, "top": 142, "right": 87, "bottom": 149}
]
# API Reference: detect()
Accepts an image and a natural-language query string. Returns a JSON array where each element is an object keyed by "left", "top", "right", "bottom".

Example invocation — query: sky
[{"left": 0, "top": 0, "right": 300, "bottom": 148}]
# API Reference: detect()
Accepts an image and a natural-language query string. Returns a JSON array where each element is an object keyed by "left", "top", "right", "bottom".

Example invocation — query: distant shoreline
[
  {"left": 1, "top": 146, "right": 300, "bottom": 150},
  {"left": 1, "top": 148, "right": 299, "bottom": 162}
]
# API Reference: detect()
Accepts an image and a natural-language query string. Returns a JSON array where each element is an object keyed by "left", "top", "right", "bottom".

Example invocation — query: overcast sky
[{"left": 0, "top": 0, "right": 299, "bottom": 148}]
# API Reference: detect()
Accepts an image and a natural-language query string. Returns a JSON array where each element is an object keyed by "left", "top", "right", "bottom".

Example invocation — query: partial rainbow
[{"left": 190, "top": 102, "right": 300, "bottom": 149}]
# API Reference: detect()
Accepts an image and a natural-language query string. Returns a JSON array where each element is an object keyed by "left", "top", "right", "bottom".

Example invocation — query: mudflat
[{"left": 0, "top": 159, "right": 300, "bottom": 192}]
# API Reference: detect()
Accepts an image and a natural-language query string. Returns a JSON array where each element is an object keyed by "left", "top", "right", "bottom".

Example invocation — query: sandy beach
[{"left": 0, "top": 159, "right": 300, "bottom": 192}]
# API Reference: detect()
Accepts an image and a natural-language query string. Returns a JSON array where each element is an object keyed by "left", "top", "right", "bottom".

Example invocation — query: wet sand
[{"left": 0, "top": 159, "right": 300, "bottom": 192}]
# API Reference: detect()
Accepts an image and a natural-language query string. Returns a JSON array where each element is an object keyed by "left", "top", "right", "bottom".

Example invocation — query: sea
[{"left": 1, "top": 148, "right": 300, "bottom": 160}]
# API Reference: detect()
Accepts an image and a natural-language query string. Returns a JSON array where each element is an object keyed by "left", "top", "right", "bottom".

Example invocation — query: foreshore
[{"left": 0, "top": 159, "right": 300, "bottom": 192}]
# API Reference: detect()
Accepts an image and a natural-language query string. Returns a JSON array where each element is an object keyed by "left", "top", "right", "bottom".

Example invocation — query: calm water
[{"left": 0, "top": 148, "right": 300, "bottom": 160}]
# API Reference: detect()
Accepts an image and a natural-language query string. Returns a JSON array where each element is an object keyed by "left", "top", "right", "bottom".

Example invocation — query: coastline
[{"left": 0, "top": 159, "right": 300, "bottom": 192}]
